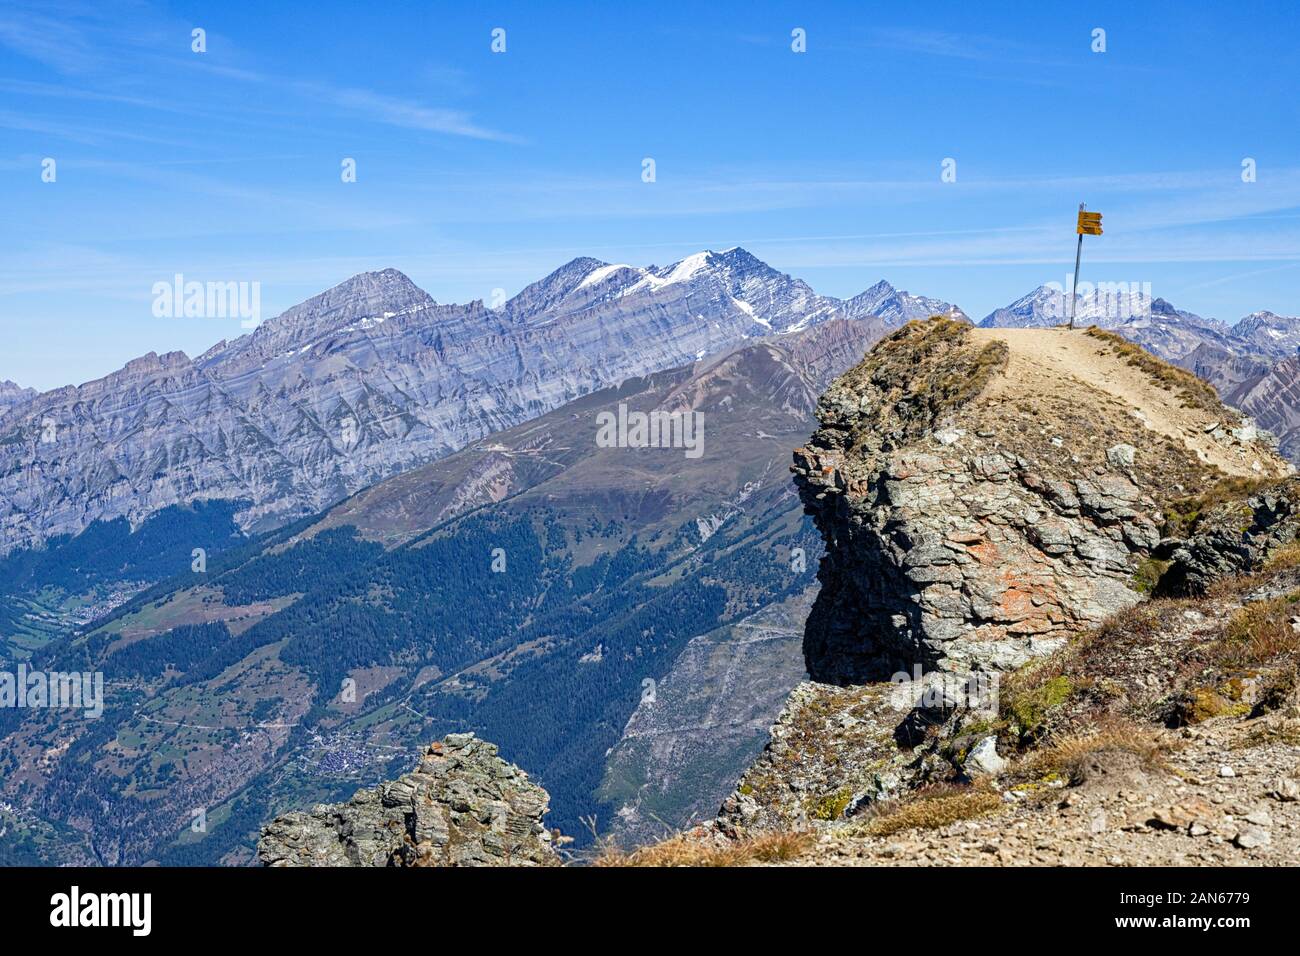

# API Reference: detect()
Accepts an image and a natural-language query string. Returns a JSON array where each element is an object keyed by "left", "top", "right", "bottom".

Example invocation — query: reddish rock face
[
  {"left": 796, "top": 444, "right": 1157, "bottom": 680},
  {"left": 792, "top": 319, "right": 1284, "bottom": 684}
]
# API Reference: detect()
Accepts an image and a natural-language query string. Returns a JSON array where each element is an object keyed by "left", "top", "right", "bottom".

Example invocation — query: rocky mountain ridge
[
  {"left": 5, "top": 251, "right": 1294, "bottom": 559},
  {"left": 0, "top": 250, "right": 961, "bottom": 557},
  {"left": 0, "top": 380, "right": 35, "bottom": 419}
]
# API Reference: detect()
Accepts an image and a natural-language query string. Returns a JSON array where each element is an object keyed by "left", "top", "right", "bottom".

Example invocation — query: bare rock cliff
[{"left": 792, "top": 319, "right": 1290, "bottom": 683}]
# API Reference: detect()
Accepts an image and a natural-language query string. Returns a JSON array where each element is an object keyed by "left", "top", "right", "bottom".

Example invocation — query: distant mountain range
[
  {"left": 0, "top": 248, "right": 964, "bottom": 557},
  {"left": 3, "top": 250, "right": 1299, "bottom": 561},
  {"left": 0, "top": 319, "right": 877, "bottom": 863},
  {"left": 978, "top": 285, "right": 1299, "bottom": 362}
]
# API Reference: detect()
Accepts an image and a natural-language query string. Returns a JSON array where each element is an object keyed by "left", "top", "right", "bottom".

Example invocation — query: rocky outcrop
[
  {"left": 1160, "top": 477, "right": 1300, "bottom": 594},
  {"left": 792, "top": 319, "right": 1289, "bottom": 683},
  {"left": 704, "top": 323, "right": 1300, "bottom": 865},
  {"left": 717, "top": 680, "right": 930, "bottom": 837},
  {"left": 257, "top": 734, "right": 559, "bottom": 867}
]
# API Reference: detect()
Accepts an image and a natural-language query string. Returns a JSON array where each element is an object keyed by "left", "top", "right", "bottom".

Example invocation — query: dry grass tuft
[
  {"left": 1084, "top": 326, "right": 1221, "bottom": 412},
  {"left": 592, "top": 830, "right": 814, "bottom": 867},
  {"left": 858, "top": 785, "right": 1002, "bottom": 837},
  {"left": 1020, "top": 718, "right": 1173, "bottom": 784},
  {"left": 1211, "top": 593, "right": 1300, "bottom": 669},
  {"left": 1264, "top": 541, "right": 1300, "bottom": 572}
]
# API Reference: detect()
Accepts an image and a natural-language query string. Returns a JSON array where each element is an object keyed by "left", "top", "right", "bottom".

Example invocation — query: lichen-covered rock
[
  {"left": 792, "top": 319, "right": 1289, "bottom": 682},
  {"left": 715, "top": 671, "right": 1001, "bottom": 838},
  {"left": 257, "top": 734, "right": 559, "bottom": 867},
  {"left": 716, "top": 681, "right": 918, "bottom": 836}
]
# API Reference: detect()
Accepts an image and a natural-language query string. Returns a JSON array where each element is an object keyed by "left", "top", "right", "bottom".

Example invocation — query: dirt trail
[{"left": 970, "top": 327, "right": 1286, "bottom": 479}]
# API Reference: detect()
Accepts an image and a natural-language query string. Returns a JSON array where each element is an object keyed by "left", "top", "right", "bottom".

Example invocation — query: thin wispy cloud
[
  {"left": 0, "top": 4, "right": 107, "bottom": 74},
  {"left": 318, "top": 86, "right": 522, "bottom": 143},
  {"left": 866, "top": 26, "right": 1076, "bottom": 69},
  {"left": 0, "top": 1, "right": 520, "bottom": 144},
  {"left": 872, "top": 27, "right": 1006, "bottom": 61},
  {"left": 0, "top": 109, "right": 196, "bottom": 147}
]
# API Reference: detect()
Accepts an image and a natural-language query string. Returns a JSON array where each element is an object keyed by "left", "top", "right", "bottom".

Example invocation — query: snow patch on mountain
[{"left": 578, "top": 263, "right": 639, "bottom": 290}]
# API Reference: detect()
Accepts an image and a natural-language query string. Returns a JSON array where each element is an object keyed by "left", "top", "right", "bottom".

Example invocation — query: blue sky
[{"left": 2, "top": 0, "right": 1299, "bottom": 390}]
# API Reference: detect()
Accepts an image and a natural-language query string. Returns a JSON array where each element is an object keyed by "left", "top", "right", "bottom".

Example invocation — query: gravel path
[
  {"left": 796, "top": 715, "right": 1300, "bottom": 866},
  {"left": 971, "top": 327, "right": 1283, "bottom": 479}
]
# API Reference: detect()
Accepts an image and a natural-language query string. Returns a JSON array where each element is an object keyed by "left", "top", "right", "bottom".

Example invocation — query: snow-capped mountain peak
[
  {"left": 844, "top": 279, "right": 969, "bottom": 325},
  {"left": 1232, "top": 309, "right": 1300, "bottom": 357}
]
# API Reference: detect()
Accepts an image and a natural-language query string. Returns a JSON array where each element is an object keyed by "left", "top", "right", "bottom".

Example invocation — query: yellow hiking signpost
[{"left": 1067, "top": 204, "right": 1103, "bottom": 329}]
